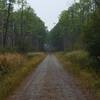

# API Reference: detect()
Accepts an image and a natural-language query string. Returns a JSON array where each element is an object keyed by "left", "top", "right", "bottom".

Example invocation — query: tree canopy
[
  {"left": 0, "top": 0, "right": 47, "bottom": 52},
  {"left": 49, "top": 0, "right": 100, "bottom": 59}
]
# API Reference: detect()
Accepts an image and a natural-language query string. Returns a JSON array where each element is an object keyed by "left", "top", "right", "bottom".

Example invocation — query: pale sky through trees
[{"left": 28, "top": 0, "right": 74, "bottom": 30}]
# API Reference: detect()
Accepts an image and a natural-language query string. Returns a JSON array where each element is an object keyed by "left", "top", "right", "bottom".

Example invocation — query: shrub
[
  {"left": 65, "top": 50, "right": 89, "bottom": 68},
  {"left": 0, "top": 53, "right": 45, "bottom": 100},
  {"left": 0, "top": 53, "right": 26, "bottom": 75},
  {"left": 57, "top": 51, "right": 100, "bottom": 100},
  {"left": 83, "top": 10, "right": 100, "bottom": 58}
]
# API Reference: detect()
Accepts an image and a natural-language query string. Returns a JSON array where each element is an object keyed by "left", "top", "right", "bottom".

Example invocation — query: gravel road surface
[{"left": 7, "top": 55, "right": 92, "bottom": 100}]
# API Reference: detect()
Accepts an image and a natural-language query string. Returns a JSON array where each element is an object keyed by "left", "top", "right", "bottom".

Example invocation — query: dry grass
[
  {"left": 0, "top": 53, "right": 26, "bottom": 75},
  {"left": 0, "top": 53, "right": 46, "bottom": 100},
  {"left": 56, "top": 51, "right": 100, "bottom": 100}
]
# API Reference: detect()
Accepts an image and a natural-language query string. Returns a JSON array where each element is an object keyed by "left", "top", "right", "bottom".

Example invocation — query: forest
[
  {"left": 0, "top": 1, "right": 47, "bottom": 99},
  {"left": 0, "top": 0, "right": 47, "bottom": 52},
  {"left": 49, "top": 0, "right": 100, "bottom": 72},
  {"left": 48, "top": 1, "right": 100, "bottom": 98},
  {"left": 0, "top": 0, "right": 100, "bottom": 100}
]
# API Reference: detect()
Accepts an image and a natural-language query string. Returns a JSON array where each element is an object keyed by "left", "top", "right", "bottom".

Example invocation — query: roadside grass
[
  {"left": 56, "top": 50, "right": 100, "bottom": 100},
  {"left": 0, "top": 53, "right": 46, "bottom": 100}
]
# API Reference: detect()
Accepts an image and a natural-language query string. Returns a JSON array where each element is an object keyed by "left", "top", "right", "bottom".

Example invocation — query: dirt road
[{"left": 7, "top": 55, "right": 92, "bottom": 100}]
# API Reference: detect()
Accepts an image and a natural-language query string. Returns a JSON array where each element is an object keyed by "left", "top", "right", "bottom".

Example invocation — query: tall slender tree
[{"left": 3, "top": 0, "right": 15, "bottom": 48}]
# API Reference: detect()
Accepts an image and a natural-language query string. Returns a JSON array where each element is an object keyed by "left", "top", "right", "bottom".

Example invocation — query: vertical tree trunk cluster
[{"left": 0, "top": 0, "right": 47, "bottom": 52}]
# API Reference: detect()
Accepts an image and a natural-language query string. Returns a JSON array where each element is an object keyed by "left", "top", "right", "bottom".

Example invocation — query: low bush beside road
[
  {"left": 56, "top": 50, "right": 100, "bottom": 100},
  {"left": 0, "top": 53, "right": 46, "bottom": 100}
]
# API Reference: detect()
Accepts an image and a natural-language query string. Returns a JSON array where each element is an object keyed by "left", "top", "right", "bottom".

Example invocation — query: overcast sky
[{"left": 27, "top": 0, "right": 74, "bottom": 30}]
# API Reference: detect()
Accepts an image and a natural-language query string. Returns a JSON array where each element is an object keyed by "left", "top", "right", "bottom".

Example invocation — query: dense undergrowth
[
  {"left": 0, "top": 53, "right": 46, "bottom": 100},
  {"left": 56, "top": 50, "right": 100, "bottom": 100}
]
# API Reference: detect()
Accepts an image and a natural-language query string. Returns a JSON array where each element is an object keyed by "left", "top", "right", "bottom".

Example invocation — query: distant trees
[
  {"left": 49, "top": 0, "right": 100, "bottom": 58},
  {"left": 0, "top": 0, "right": 47, "bottom": 52}
]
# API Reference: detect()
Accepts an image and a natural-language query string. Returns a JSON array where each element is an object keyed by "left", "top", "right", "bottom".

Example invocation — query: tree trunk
[{"left": 3, "top": 1, "right": 11, "bottom": 48}]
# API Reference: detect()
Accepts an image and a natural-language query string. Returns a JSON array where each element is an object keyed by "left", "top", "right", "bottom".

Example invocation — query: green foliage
[
  {"left": 65, "top": 50, "right": 89, "bottom": 67},
  {"left": 0, "top": 0, "right": 47, "bottom": 52},
  {"left": 49, "top": 2, "right": 84, "bottom": 51},
  {"left": 48, "top": 24, "right": 64, "bottom": 51},
  {"left": 57, "top": 51, "right": 100, "bottom": 100},
  {"left": 49, "top": 0, "right": 100, "bottom": 71},
  {"left": 13, "top": 6, "right": 47, "bottom": 52},
  {"left": 84, "top": 9, "right": 100, "bottom": 57}
]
